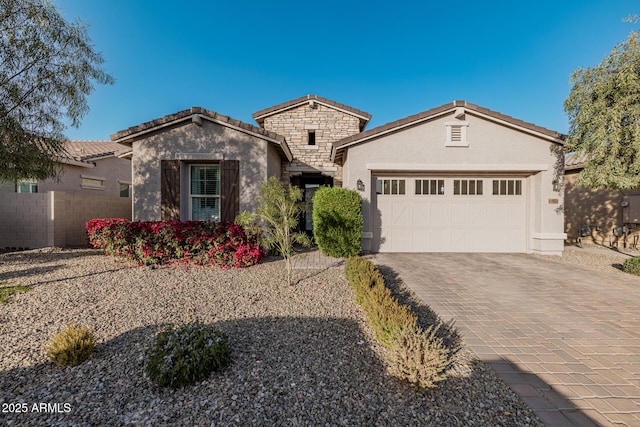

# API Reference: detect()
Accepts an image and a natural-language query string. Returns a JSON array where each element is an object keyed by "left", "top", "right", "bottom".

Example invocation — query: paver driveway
[{"left": 374, "top": 253, "right": 640, "bottom": 427}]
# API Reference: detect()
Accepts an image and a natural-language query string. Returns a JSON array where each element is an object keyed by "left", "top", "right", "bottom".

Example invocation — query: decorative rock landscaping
[{"left": 0, "top": 248, "right": 541, "bottom": 426}]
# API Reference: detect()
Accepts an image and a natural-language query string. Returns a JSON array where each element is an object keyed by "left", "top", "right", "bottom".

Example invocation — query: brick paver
[{"left": 374, "top": 253, "right": 640, "bottom": 427}]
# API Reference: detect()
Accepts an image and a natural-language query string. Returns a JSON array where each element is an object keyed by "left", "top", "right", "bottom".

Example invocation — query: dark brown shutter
[
  {"left": 161, "top": 160, "right": 180, "bottom": 221},
  {"left": 220, "top": 160, "right": 239, "bottom": 222}
]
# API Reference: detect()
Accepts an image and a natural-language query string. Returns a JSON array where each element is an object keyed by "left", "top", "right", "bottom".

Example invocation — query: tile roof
[
  {"left": 564, "top": 152, "right": 587, "bottom": 171},
  {"left": 332, "top": 100, "right": 565, "bottom": 163},
  {"left": 110, "top": 107, "right": 292, "bottom": 161},
  {"left": 252, "top": 94, "right": 372, "bottom": 130},
  {"left": 62, "top": 140, "right": 131, "bottom": 162}
]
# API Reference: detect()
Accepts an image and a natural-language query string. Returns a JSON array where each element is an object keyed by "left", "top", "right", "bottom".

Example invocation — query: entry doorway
[{"left": 290, "top": 174, "right": 333, "bottom": 234}]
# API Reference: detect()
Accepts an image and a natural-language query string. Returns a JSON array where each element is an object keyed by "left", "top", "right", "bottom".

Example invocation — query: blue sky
[{"left": 55, "top": 0, "right": 637, "bottom": 140}]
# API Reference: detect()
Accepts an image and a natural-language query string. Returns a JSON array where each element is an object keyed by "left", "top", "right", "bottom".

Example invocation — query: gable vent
[
  {"left": 450, "top": 125, "right": 463, "bottom": 142},
  {"left": 445, "top": 120, "right": 469, "bottom": 147}
]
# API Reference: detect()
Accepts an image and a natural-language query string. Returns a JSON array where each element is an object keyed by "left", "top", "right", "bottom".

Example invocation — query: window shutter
[
  {"left": 161, "top": 160, "right": 180, "bottom": 220},
  {"left": 220, "top": 160, "right": 239, "bottom": 222}
]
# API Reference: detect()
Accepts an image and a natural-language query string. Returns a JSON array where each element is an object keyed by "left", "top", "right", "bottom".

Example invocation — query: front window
[
  {"left": 17, "top": 180, "right": 38, "bottom": 193},
  {"left": 190, "top": 165, "right": 220, "bottom": 221},
  {"left": 119, "top": 183, "right": 132, "bottom": 198}
]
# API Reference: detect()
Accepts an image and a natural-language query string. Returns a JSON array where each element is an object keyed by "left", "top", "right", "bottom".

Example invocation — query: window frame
[
  {"left": 188, "top": 164, "right": 221, "bottom": 221},
  {"left": 80, "top": 175, "right": 106, "bottom": 190}
]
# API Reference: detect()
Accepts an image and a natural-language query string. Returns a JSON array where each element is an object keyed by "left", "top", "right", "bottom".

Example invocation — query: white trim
[
  {"left": 188, "top": 164, "right": 221, "bottom": 221},
  {"left": 366, "top": 163, "right": 549, "bottom": 172},
  {"left": 80, "top": 174, "right": 106, "bottom": 181},
  {"left": 304, "top": 124, "right": 319, "bottom": 130}
]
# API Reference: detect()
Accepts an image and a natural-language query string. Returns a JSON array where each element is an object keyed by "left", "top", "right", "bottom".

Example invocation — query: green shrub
[
  {"left": 146, "top": 320, "right": 229, "bottom": 388},
  {"left": 345, "top": 257, "right": 385, "bottom": 304},
  {"left": 387, "top": 325, "right": 449, "bottom": 389},
  {"left": 0, "top": 284, "right": 29, "bottom": 304},
  {"left": 45, "top": 325, "right": 96, "bottom": 366},
  {"left": 623, "top": 256, "right": 640, "bottom": 276},
  {"left": 313, "top": 187, "right": 362, "bottom": 258},
  {"left": 360, "top": 283, "right": 418, "bottom": 347}
]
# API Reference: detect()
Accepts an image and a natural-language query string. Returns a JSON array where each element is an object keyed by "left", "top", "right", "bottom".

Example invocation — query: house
[
  {"left": 0, "top": 140, "right": 132, "bottom": 249},
  {"left": 0, "top": 140, "right": 132, "bottom": 197},
  {"left": 111, "top": 95, "right": 566, "bottom": 255},
  {"left": 564, "top": 152, "right": 640, "bottom": 248}
]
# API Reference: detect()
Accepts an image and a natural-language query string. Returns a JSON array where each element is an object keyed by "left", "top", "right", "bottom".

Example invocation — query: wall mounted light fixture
[
  {"left": 357, "top": 179, "right": 365, "bottom": 191},
  {"left": 552, "top": 179, "right": 560, "bottom": 192}
]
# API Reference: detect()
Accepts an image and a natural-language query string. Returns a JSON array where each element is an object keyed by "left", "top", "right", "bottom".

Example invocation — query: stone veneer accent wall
[{"left": 261, "top": 103, "right": 361, "bottom": 185}]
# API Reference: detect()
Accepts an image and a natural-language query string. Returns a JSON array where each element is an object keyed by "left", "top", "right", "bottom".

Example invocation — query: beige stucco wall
[
  {"left": 132, "top": 119, "right": 276, "bottom": 221},
  {"left": 39, "top": 156, "right": 131, "bottom": 197},
  {"left": 0, "top": 191, "right": 131, "bottom": 248},
  {"left": 341, "top": 111, "right": 565, "bottom": 255},
  {"left": 262, "top": 103, "right": 361, "bottom": 184}
]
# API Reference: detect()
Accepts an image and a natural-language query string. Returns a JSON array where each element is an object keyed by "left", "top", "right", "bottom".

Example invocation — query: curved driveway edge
[{"left": 374, "top": 253, "right": 640, "bottom": 427}]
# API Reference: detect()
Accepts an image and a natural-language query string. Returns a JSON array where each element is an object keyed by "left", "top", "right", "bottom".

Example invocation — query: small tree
[
  {"left": 256, "top": 177, "right": 311, "bottom": 285},
  {"left": 0, "top": 0, "right": 114, "bottom": 182},
  {"left": 564, "top": 31, "right": 640, "bottom": 189}
]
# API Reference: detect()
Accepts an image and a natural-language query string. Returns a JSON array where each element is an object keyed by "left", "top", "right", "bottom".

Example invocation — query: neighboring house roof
[
  {"left": 565, "top": 152, "right": 587, "bottom": 171},
  {"left": 110, "top": 106, "right": 293, "bottom": 162},
  {"left": 252, "top": 94, "right": 372, "bottom": 131},
  {"left": 331, "top": 100, "right": 565, "bottom": 163},
  {"left": 63, "top": 140, "right": 131, "bottom": 162}
]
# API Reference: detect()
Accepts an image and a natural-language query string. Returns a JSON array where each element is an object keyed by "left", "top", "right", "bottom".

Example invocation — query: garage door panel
[
  {"left": 375, "top": 176, "right": 526, "bottom": 253},
  {"left": 428, "top": 228, "right": 449, "bottom": 251},
  {"left": 428, "top": 202, "right": 448, "bottom": 226}
]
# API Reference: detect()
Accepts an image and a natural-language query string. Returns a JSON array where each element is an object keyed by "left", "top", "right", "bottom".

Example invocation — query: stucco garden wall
[{"left": 0, "top": 192, "right": 131, "bottom": 249}]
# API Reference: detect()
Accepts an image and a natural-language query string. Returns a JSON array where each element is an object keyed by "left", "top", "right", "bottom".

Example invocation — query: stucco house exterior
[
  {"left": 111, "top": 95, "right": 566, "bottom": 255},
  {"left": 564, "top": 152, "right": 640, "bottom": 248},
  {"left": 0, "top": 140, "right": 131, "bottom": 197},
  {"left": 0, "top": 140, "right": 132, "bottom": 249}
]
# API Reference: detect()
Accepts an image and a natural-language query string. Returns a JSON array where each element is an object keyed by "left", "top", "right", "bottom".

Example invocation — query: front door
[
  {"left": 304, "top": 184, "right": 320, "bottom": 231},
  {"left": 296, "top": 175, "right": 333, "bottom": 233}
]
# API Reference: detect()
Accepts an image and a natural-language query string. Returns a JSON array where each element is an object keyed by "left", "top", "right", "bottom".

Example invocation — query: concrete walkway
[{"left": 374, "top": 253, "right": 640, "bottom": 427}]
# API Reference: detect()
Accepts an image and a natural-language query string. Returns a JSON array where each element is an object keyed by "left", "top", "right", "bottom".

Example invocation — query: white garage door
[{"left": 375, "top": 177, "right": 527, "bottom": 252}]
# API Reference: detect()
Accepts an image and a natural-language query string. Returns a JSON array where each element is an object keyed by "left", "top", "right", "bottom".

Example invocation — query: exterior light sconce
[
  {"left": 357, "top": 179, "right": 365, "bottom": 192},
  {"left": 552, "top": 179, "right": 560, "bottom": 192}
]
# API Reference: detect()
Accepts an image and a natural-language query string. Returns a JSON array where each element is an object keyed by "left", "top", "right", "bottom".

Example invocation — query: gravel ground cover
[
  {"left": 544, "top": 243, "right": 640, "bottom": 274},
  {"left": 1, "top": 248, "right": 542, "bottom": 426}
]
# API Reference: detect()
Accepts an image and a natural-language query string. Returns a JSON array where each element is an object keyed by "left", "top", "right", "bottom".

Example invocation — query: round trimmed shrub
[
  {"left": 623, "top": 256, "right": 640, "bottom": 276},
  {"left": 45, "top": 325, "right": 96, "bottom": 367},
  {"left": 146, "top": 320, "right": 229, "bottom": 388}
]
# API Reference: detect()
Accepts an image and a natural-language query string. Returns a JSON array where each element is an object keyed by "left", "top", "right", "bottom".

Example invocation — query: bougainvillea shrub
[{"left": 86, "top": 219, "right": 265, "bottom": 268}]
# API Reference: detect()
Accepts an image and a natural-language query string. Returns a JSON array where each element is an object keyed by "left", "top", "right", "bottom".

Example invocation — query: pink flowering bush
[{"left": 86, "top": 219, "right": 265, "bottom": 268}]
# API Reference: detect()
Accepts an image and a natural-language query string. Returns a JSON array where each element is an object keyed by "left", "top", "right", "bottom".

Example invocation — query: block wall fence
[{"left": 0, "top": 192, "right": 131, "bottom": 249}]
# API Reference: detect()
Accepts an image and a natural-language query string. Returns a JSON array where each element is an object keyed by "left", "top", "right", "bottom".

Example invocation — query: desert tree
[
  {"left": 0, "top": 0, "right": 114, "bottom": 182},
  {"left": 255, "top": 177, "right": 311, "bottom": 286},
  {"left": 564, "top": 31, "right": 640, "bottom": 189}
]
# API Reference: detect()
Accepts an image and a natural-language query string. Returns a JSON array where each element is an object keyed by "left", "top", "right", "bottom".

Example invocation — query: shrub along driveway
[{"left": 374, "top": 253, "right": 640, "bottom": 427}]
